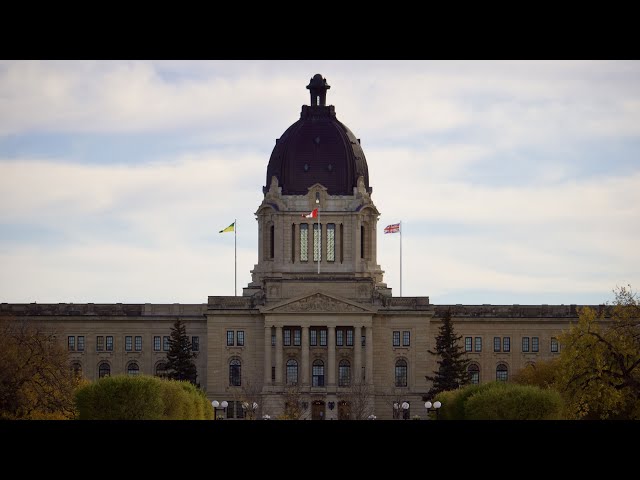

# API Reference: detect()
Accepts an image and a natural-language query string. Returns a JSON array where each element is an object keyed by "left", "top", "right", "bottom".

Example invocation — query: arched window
[
  {"left": 338, "top": 359, "right": 351, "bottom": 387},
  {"left": 71, "top": 362, "right": 82, "bottom": 378},
  {"left": 312, "top": 359, "right": 324, "bottom": 387},
  {"left": 155, "top": 362, "right": 167, "bottom": 378},
  {"left": 98, "top": 362, "right": 110, "bottom": 379},
  {"left": 468, "top": 364, "right": 480, "bottom": 385},
  {"left": 496, "top": 363, "right": 508, "bottom": 382},
  {"left": 229, "top": 359, "right": 242, "bottom": 386},
  {"left": 395, "top": 359, "right": 407, "bottom": 387},
  {"left": 127, "top": 362, "right": 140, "bottom": 376},
  {"left": 286, "top": 359, "right": 298, "bottom": 385}
]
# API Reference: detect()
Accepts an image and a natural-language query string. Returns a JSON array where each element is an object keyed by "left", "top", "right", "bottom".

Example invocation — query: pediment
[{"left": 260, "top": 292, "right": 376, "bottom": 314}]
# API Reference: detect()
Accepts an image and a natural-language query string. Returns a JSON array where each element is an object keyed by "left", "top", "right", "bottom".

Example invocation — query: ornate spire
[{"left": 306, "top": 73, "right": 330, "bottom": 106}]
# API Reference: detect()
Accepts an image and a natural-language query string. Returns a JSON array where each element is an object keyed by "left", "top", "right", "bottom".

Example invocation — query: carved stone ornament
[{"left": 274, "top": 293, "right": 366, "bottom": 313}]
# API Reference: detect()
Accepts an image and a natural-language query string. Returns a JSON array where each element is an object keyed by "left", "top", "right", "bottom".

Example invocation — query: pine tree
[
  {"left": 426, "top": 309, "right": 471, "bottom": 397},
  {"left": 165, "top": 319, "right": 198, "bottom": 385}
]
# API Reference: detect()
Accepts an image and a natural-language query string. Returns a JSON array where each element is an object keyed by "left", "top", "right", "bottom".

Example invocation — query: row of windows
[
  {"left": 227, "top": 330, "right": 245, "bottom": 347},
  {"left": 298, "top": 223, "right": 338, "bottom": 262},
  {"left": 392, "top": 331, "right": 411, "bottom": 347},
  {"left": 69, "top": 335, "right": 199, "bottom": 352},
  {"left": 274, "top": 327, "right": 365, "bottom": 347},
  {"left": 464, "top": 336, "right": 558, "bottom": 353},
  {"left": 230, "top": 358, "right": 359, "bottom": 387},
  {"left": 467, "top": 363, "right": 511, "bottom": 384},
  {"left": 78, "top": 361, "right": 169, "bottom": 379}
]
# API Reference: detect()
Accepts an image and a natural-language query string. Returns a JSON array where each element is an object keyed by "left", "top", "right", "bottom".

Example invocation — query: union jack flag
[{"left": 384, "top": 223, "right": 400, "bottom": 234}]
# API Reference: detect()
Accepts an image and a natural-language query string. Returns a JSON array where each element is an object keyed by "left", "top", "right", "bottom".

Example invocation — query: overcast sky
[{"left": 0, "top": 60, "right": 638, "bottom": 306}]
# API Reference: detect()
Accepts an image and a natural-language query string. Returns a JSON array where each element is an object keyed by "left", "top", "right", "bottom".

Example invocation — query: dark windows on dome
[
  {"left": 327, "top": 164, "right": 333, "bottom": 172},
  {"left": 304, "top": 163, "right": 309, "bottom": 172}
]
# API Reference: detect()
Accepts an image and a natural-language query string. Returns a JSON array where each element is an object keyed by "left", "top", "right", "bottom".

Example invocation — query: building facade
[{"left": 0, "top": 74, "right": 594, "bottom": 419}]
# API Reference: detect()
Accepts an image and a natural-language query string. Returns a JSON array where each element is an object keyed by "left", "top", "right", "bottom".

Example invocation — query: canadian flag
[{"left": 302, "top": 208, "right": 318, "bottom": 219}]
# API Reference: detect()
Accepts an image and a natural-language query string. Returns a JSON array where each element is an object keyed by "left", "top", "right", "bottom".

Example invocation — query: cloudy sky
[{"left": 0, "top": 60, "right": 638, "bottom": 306}]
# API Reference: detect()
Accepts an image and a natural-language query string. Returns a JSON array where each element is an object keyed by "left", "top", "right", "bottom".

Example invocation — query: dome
[{"left": 264, "top": 74, "right": 370, "bottom": 196}]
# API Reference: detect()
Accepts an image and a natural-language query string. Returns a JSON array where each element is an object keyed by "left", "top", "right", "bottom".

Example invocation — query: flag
[
  {"left": 302, "top": 208, "right": 318, "bottom": 219},
  {"left": 384, "top": 223, "right": 400, "bottom": 234},
  {"left": 219, "top": 222, "right": 235, "bottom": 233}
]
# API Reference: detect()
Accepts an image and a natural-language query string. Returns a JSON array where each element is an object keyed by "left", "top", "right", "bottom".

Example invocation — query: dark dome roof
[{"left": 264, "top": 74, "right": 370, "bottom": 196}]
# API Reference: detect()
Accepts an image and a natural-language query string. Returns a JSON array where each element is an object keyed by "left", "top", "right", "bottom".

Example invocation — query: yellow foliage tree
[{"left": 557, "top": 285, "right": 640, "bottom": 419}]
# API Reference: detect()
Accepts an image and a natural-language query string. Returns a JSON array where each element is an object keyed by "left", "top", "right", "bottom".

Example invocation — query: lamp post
[
  {"left": 424, "top": 400, "right": 442, "bottom": 420},
  {"left": 242, "top": 401, "right": 259, "bottom": 420},
  {"left": 401, "top": 401, "right": 410, "bottom": 420},
  {"left": 211, "top": 400, "right": 229, "bottom": 420}
]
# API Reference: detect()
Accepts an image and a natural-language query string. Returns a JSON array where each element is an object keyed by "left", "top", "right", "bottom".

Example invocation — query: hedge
[{"left": 75, "top": 375, "right": 214, "bottom": 420}]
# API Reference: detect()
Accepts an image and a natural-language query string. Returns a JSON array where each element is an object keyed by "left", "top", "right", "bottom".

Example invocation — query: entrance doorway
[
  {"left": 311, "top": 400, "right": 325, "bottom": 420},
  {"left": 338, "top": 400, "right": 351, "bottom": 420}
]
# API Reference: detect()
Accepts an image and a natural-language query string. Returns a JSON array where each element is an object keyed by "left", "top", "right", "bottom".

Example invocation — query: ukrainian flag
[{"left": 219, "top": 222, "right": 235, "bottom": 233}]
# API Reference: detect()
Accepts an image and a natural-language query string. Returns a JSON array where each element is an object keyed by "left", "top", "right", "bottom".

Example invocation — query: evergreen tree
[
  {"left": 165, "top": 319, "right": 198, "bottom": 385},
  {"left": 426, "top": 309, "right": 471, "bottom": 397}
]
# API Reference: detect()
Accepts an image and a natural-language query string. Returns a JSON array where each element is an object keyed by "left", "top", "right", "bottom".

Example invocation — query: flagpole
[
  {"left": 234, "top": 218, "right": 237, "bottom": 297},
  {"left": 400, "top": 220, "right": 402, "bottom": 297}
]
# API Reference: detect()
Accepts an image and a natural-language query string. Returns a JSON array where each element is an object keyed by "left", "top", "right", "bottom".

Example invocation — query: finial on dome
[{"left": 306, "top": 74, "right": 330, "bottom": 106}]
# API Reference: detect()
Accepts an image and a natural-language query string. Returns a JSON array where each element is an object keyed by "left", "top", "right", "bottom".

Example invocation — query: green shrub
[
  {"left": 75, "top": 375, "right": 214, "bottom": 420},
  {"left": 435, "top": 383, "right": 483, "bottom": 420},
  {"left": 464, "top": 382, "right": 563, "bottom": 420}
]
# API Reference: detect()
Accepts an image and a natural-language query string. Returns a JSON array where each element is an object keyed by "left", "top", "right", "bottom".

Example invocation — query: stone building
[{"left": 0, "top": 74, "right": 594, "bottom": 419}]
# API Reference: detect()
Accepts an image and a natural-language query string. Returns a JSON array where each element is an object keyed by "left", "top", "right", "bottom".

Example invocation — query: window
[
  {"left": 403, "top": 331, "right": 410, "bottom": 347},
  {"left": 393, "top": 331, "right": 400, "bottom": 347},
  {"left": 269, "top": 225, "right": 274, "bottom": 259},
  {"left": 271, "top": 366, "right": 275, "bottom": 382},
  {"left": 336, "top": 329, "right": 344, "bottom": 346},
  {"left": 96, "top": 336, "right": 104, "bottom": 352},
  {"left": 340, "top": 223, "right": 344, "bottom": 263},
  {"left": 68, "top": 336, "right": 75, "bottom": 351},
  {"left": 163, "top": 336, "right": 169, "bottom": 351},
  {"left": 284, "top": 329, "right": 291, "bottom": 346},
  {"left": 313, "top": 223, "right": 322, "bottom": 262},
  {"left": 362, "top": 335, "right": 366, "bottom": 347},
  {"left": 300, "top": 224, "right": 308, "bottom": 261},
  {"left": 551, "top": 337, "right": 559, "bottom": 353},
  {"left": 293, "top": 329, "right": 301, "bottom": 346},
  {"left": 474, "top": 337, "right": 482, "bottom": 352},
  {"left": 503, "top": 337, "right": 510, "bottom": 352},
  {"left": 192, "top": 336, "right": 199, "bottom": 352},
  {"left": 154, "top": 336, "right": 161, "bottom": 351},
  {"left": 494, "top": 337, "right": 501, "bottom": 352},
  {"left": 106, "top": 336, "right": 113, "bottom": 351},
  {"left": 522, "top": 337, "right": 530, "bottom": 352},
  {"left": 532, "top": 336, "right": 539, "bottom": 352},
  {"left": 360, "top": 225, "right": 365, "bottom": 259},
  {"left": 496, "top": 363, "right": 508, "bottom": 382},
  {"left": 229, "top": 359, "right": 241, "bottom": 386},
  {"left": 71, "top": 362, "right": 82, "bottom": 377},
  {"left": 319, "top": 329, "right": 327, "bottom": 346},
  {"left": 98, "top": 362, "right": 110, "bottom": 378},
  {"left": 227, "top": 330, "right": 234, "bottom": 346},
  {"left": 155, "top": 362, "right": 167, "bottom": 377},
  {"left": 312, "top": 359, "right": 325, "bottom": 387},
  {"left": 127, "top": 362, "right": 140, "bottom": 376},
  {"left": 310, "top": 329, "right": 317, "bottom": 346},
  {"left": 346, "top": 329, "right": 353, "bottom": 346},
  {"left": 339, "top": 359, "right": 351, "bottom": 387},
  {"left": 227, "top": 400, "right": 245, "bottom": 419},
  {"left": 125, "top": 336, "right": 132, "bottom": 351},
  {"left": 271, "top": 331, "right": 276, "bottom": 347},
  {"left": 135, "top": 336, "right": 142, "bottom": 351},
  {"left": 327, "top": 223, "right": 335, "bottom": 262},
  {"left": 77, "top": 336, "right": 84, "bottom": 352},
  {"left": 237, "top": 331, "right": 244, "bottom": 346},
  {"left": 286, "top": 359, "right": 298, "bottom": 385},
  {"left": 465, "top": 337, "right": 472, "bottom": 352},
  {"left": 395, "top": 359, "right": 408, "bottom": 387},
  {"left": 468, "top": 364, "right": 480, "bottom": 385},
  {"left": 291, "top": 224, "right": 296, "bottom": 263}
]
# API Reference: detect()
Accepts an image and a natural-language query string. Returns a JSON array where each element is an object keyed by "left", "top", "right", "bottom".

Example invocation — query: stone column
[
  {"left": 365, "top": 326, "right": 373, "bottom": 385},
  {"left": 301, "top": 326, "right": 309, "bottom": 386},
  {"left": 264, "top": 326, "right": 272, "bottom": 386},
  {"left": 354, "top": 325, "right": 362, "bottom": 384},
  {"left": 328, "top": 326, "right": 336, "bottom": 388},
  {"left": 275, "top": 326, "right": 283, "bottom": 386}
]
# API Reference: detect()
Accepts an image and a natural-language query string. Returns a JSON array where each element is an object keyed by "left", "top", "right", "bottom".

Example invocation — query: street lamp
[
  {"left": 211, "top": 400, "right": 229, "bottom": 420},
  {"left": 424, "top": 400, "right": 442, "bottom": 420},
  {"left": 242, "top": 401, "right": 259, "bottom": 420},
  {"left": 401, "top": 401, "right": 410, "bottom": 420}
]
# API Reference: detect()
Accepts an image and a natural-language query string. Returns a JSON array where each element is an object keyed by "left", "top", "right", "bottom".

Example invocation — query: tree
[
  {"left": 557, "top": 285, "right": 640, "bottom": 419},
  {"left": 279, "top": 384, "right": 308, "bottom": 420},
  {"left": 165, "top": 319, "right": 198, "bottom": 385},
  {"left": 511, "top": 358, "right": 561, "bottom": 390},
  {"left": 0, "top": 317, "right": 82, "bottom": 419},
  {"left": 338, "top": 381, "right": 374, "bottom": 420},
  {"left": 426, "top": 309, "right": 471, "bottom": 397}
]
